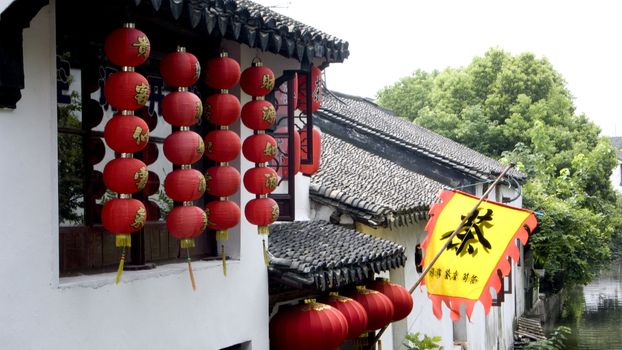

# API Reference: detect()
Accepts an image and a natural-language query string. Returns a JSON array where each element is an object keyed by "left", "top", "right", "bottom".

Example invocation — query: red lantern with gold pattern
[
  {"left": 166, "top": 205, "right": 207, "bottom": 239},
  {"left": 163, "top": 131, "right": 205, "bottom": 165},
  {"left": 204, "top": 166, "right": 240, "bottom": 197},
  {"left": 104, "top": 25, "right": 150, "bottom": 67},
  {"left": 204, "top": 52, "right": 240, "bottom": 90},
  {"left": 104, "top": 114, "right": 150, "bottom": 153},
  {"left": 204, "top": 93, "right": 241, "bottom": 126},
  {"left": 240, "top": 61, "right": 275, "bottom": 96},
  {"left": 205, "top": 200, "right": 241, "bottom": 231},
  {"left": 299, "top": 127, "right": 322, "bottom": 176},
  {"left": 102, "top": 198, "right": 146, "bottom": 234},
  {"left": 241, "top": 99, "right": 276, "bottom": 130},
  {"left": 161, "top": 91, "right": 203, "bottom": 127},
  {"left": 164, "top": 169, "right": 206, "bottom": 202},
  {"left": 245, "top": 197, "right": 279, "bottom": 234},
  {"left": 243, "top": 167, "right": 278, "bottom": 195},
  {"left": 323, "top": 294, "right": 369, "bottom": 340},
  {"left": 242, "top": 133, "right": 277, "bottom": 163},
  {"left": 347, "top": 287, "right": 394, "bottom": 331},
  {"left": 160, "top": 49, "right": 201, "bottom": 87},
  {"left": 103, "top": 158, "right": 148, "bottom": 194},
  {"left": 104, "top": 71, "right": 150, "bottom": 111},
  {"left": 298, "top": 66, "right": 322, "bottom": 113},
  {"left": 203, "top": 129, "right": 241, "bottom": 162},
  {"left": 269, "top": 300, "right": 348, "bottom": 350},
  {"left": 369, "top": 279, "right": 413, "bottom": 322},
  {"left": 275, "top": 126, "right": 300, "bottom": 177}
]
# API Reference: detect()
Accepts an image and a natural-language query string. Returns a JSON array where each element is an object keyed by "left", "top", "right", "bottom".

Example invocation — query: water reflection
[{"left": 561, "top": 263, "right": 622, "bottom": 349}]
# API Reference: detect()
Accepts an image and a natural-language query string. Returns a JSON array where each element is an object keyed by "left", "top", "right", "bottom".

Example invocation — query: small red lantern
[
  {"left": 299, "top": 127, "right": 322, "bottom": 176},
  {"left": 323, "top": 294, "right": 369, "bottom": 340},
  {"left": 104, "top": 114, "right": 150, "bottom": 153},
  {"left": 104, "top": 71, "right": 150, "bottom": 111},
  {"left": 203, "top": 130, "right": 241, "bottom": 162},
  {"left": 245, "top": 197, "right": 279, "bottom": 234},
  {"left": 298, "top": 66, "right": 322, "bottom": 113},
  {"left": 160, "top": 49, "right": 200, "bottom": 87},
  {"left": 243, "top": 167, "right": 279, "bottom": 195},
  {"left": 269, "top": 300, "right": 348, "bottom": 350},
  {"left": 163, "top": 131, "right": 205, "bottom": 165},
  {"left": 347, "top": 287, "right": 394, "bottom": 331},
  {"left": 275, "top": 126, "right": 300, "bottom": 177},
  {"left": 242, "top": 133, "right": 277, "bottom": 163},
  {"left": 204, "top": 52, "right": 241, "bottom": 90},
  {"left": 102, "top": 198, "right": 147, "bottom": 235},
  {"left": 161, "top": 91, "right": 202, "bottom": 127},
  {"left": 166, "top": 205, "right": 207, "bottom": 242},
  {"left": 164, "top": 169, "right": 206, "bottom": 202},
  {"left": 204, "top": 93, "right": 241, "bottom": 126},
  {"left": 205, "top": 200, "right": 241, "bottom": 231},
  {"left": 241, "top": 99, "right": 276, "bottom": 130},
  {"left": 204, "top": 166, "right": 240, "bottom": 197},
  {"left": 104, "top": 25, "right": 150, "bottom": 67},
  {"left": 369, "top": 279, "right": 414, "bottom": 322},
  {"left": 240, "top": 60, "right": 275, "bottom": 96},
  {"left": 103, "top": 158, "right": 148, "bottom": 194}
]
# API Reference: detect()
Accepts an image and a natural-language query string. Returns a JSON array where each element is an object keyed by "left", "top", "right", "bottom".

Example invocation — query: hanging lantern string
[
  {"left": 115, "top": 246, "right": 126, "bottom": 285},
  {"left": 366, "top": 163, "right": 515, "bottom": 350},
  {"left": 186, "top": 247, "right": 196, "bottom": 291}
]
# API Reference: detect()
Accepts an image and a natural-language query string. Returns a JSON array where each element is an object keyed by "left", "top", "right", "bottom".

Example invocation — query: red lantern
[
  {"left": 163, "top": 131, "right": 205, "bottom": 165},
  {"left": 269, "top": 300, "right": 348, "bottom": 350},
  {"left": 241, "top": 99, "right": 276, "bottom": 130},
  {"left": 204, "top": 166, "right": 240, "bottom": 197},
  {"left": 102, "top": 198, "right": 147, "bottom": 234},
  {"left": 204, "top": 93, "right": 241, "bottom": 126},
  {"left": 299, "top": 127, "right": 322, "bottom": 175},
  {"left": 104, "top": 25, "right": 150, "bottom": 67},
  {"left": 243, "top": 167, "right": 278, "bottom": 195},
  {"left": 166, "top": 205, "right": 207, "bottom": 239},
  {"left": 369, "top": 279, "right": 414, "bottom": 322},
  {"left": 240, "top": 62, "right": 275, "bottom": 96},
  {"left": 242, "top": 134, "right": 277, "bottom": 163},
  {"left": 142, "top": 171, "right": 160, "bottom": 196},
  {"left": 103, "top": 158, "right": 148, "bottom": 194},
  {"left": 164, "top": 169, "right": 206, "bottom": 201},
  {"left": 160, "top": 49, "right": 200, "bottom": 87},
  {"left": 161, "top": 91, "right": 202, "bottom": 127},
  {"left": 298, "top": 66, "right": 322, "bottom": 113},
  {"left": 203, "top": 130, "right": 241, "bottom": 162},
  {"left": 274, "top": 126, "right": 300, "bottom": 177},
  {"left": 205, "top": 200, "right": 241, "bottom": 231},
  {"left": 245, "top": 197, "right": 279, "bottom": 233},
  {"left": 104, "top": 71, "right": 150, "bottom": 111},
  {"left": 323, "top": 294, "right": 369, "bottom": 340},
  {"left": 347, "top": 287, "right": 394, "bottom": 331},
  {"left": 204, "top": 52, "right": 241, "bottom": 90},
  {"left": 104, "top": 114, "right": 150, "bottom": 153}
]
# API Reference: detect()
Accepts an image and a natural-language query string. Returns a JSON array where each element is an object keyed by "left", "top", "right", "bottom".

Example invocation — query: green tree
[
  {"left": 58, "top": 92, "right": 84, "bottom": 224},
  {"left": 377, "top": 48, "right": 622, "bottom": 291}
]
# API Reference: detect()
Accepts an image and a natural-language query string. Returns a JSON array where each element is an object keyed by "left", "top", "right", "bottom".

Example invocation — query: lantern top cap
[
  {"left": 177, "top": 46, "right": 187, "bottom": 52},
  {"left": 251, "top": 57, "right": 264, "bottom": 67},
  {"left": 329, "top": 291, "right": 339, "bottom": 297},
  {"left": 303, "top": 298, "right": 317, "bottom": 304},
  {"left": 219, "top": 50, "right": 229, "bottom": 58},
  {"left": 123, "top": 22, "right": 136, "bottom": 28},
  {"left": 375, "top": 277, "right": 389, "bottom": 283}
]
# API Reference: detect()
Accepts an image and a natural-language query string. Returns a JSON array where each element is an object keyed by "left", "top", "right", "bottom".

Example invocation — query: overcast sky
[{"left": 255, "top": 0, "right": 622, "bottom": 136}]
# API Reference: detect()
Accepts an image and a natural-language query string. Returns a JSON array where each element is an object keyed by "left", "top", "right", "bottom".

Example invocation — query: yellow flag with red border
[{"left": 422, "top": 190, "right": 537, "bottom": 320}]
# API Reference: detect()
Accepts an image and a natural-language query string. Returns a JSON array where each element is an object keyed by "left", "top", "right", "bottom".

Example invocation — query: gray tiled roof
[
  {"left": 610, "top": 137, "right": 622, "bottom": 160},
  {"left": 268, "top": 221, "right": 406, "bottom": 291},
  {"left": 133, "top": 0, "right": 349, "bottom": 62},
  {"left": 317, "top": 91, "right": 525, "bottom": 180},
  {"left": 311, "top": 134, "right": 443, "bottom": 226}
]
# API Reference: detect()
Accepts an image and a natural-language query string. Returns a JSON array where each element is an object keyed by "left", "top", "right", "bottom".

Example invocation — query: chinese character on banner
[{"left": 422, "top": 190, "right": 537, "bottom": 321}]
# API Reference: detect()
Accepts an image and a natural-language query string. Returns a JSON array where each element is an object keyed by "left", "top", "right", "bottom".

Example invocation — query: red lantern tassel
[
  {"left": 262, "top": 238, "right": 269, "bottom": 266},
  {"left": 186, "top": 248, "right": 196, "bottom": 291},
  {"left": 115, "top": 247, "right": 126, "bottom": 285},
  {"left": 216, "top": 230, "right": 228, "bottom": 277}
]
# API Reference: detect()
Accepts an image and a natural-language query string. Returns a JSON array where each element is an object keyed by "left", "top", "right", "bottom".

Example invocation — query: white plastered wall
[{"left": 0, "top": 6, "right": 282, "bottom": 349}]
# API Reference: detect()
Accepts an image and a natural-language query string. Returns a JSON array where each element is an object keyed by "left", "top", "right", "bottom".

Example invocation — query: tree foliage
[{"left": 377, "top": 48, "right": 622, "bottom": 291}]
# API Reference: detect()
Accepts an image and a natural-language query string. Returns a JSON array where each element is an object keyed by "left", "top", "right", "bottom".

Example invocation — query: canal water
[{"left": 559, "top": 262, "right": 622, "bottom": 349}]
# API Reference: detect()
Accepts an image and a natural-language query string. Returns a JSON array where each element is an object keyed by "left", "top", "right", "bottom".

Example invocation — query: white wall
[
  {"left": 0, "top": 7, "right": 275, "bottom": 350},
  {"left": 611, "top": 162, "right": 622, "bottom": 192}
]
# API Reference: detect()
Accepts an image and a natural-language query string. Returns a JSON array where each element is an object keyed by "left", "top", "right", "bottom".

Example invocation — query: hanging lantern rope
[{"left": 102, "top": 23, "right": 151, "bottom": 284}]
